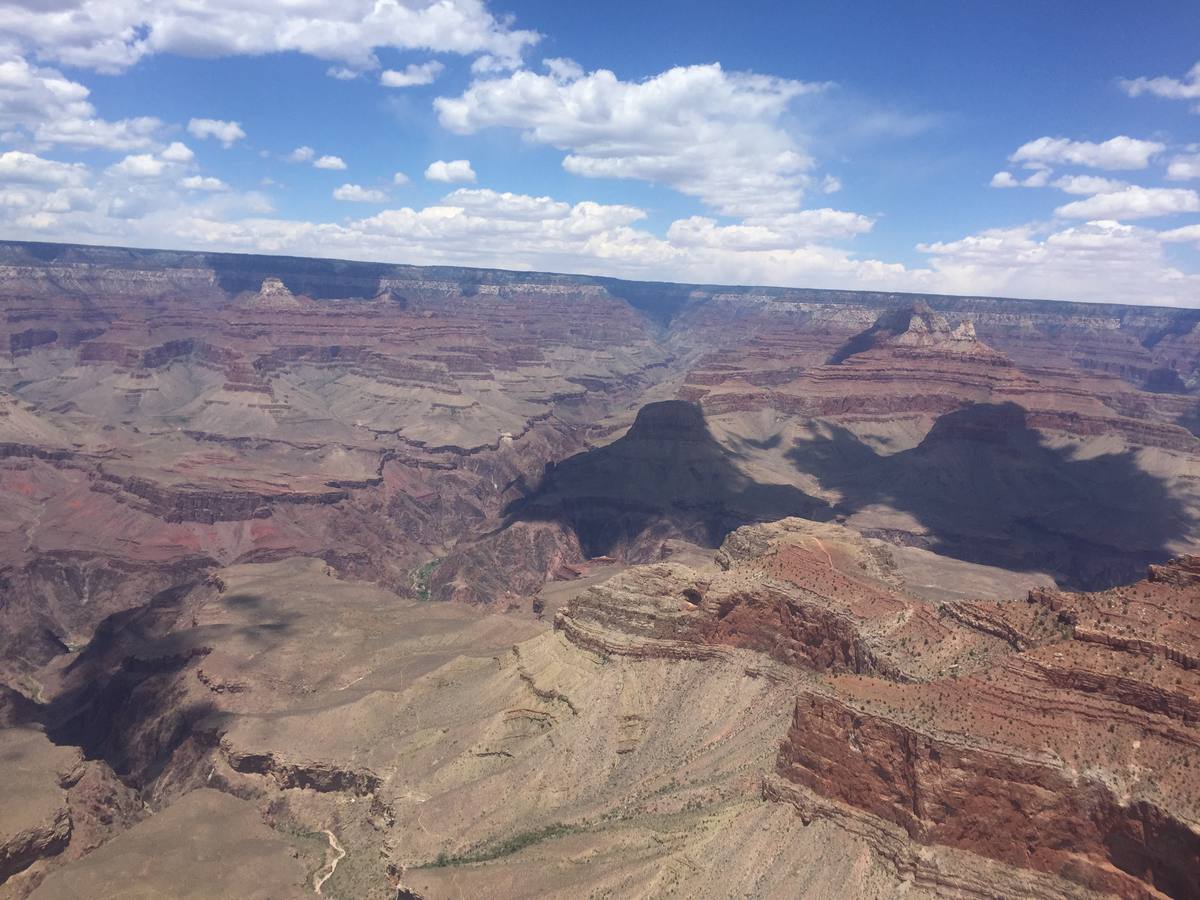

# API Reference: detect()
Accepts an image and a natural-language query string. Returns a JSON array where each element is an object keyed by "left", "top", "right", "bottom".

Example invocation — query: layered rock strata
[{"left": 557, "top": 524, "right": 1200, "bottom": 898}]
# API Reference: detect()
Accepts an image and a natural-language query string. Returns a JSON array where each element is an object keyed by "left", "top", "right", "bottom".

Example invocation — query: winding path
[{"left": 313, "top": 829, "right": 346, "bottom": 894}]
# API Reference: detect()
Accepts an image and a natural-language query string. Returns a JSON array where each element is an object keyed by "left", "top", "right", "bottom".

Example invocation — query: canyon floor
[{"left": 1, "top": 241, "right": 1199, "bottom": 898}]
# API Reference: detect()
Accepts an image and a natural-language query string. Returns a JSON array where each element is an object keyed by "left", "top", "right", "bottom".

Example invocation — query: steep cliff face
[
  {"left": 775, "top": 689, "right": 1197, "bottom": 899},
  {"left": 0, "top": 728, "right": 140, "bottom": 894},
  {"left": 551, "top": 529, "right": 1200, "bottom": 899},
  {"left": 770, "top": 555, "right": 1200, "bottom": 899}
]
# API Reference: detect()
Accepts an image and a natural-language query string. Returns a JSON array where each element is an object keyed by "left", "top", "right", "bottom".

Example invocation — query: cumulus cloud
[
  {"left": 1120, "top": 61, "right": 1200, "bottom": 109},
  {"left": 180, "top": 175, "right": 228, "bottom": 192},
  {"left": 107, "top": 153, "right": 166, "bottom": 178},
  {"left": 0, "top": 1, "right": 539, "bottom": 73},
  {"left": 918, "top": 219, "right": 1200, "bottom": 306},
  {"left": 381, "top": 61, "right": 444, "bottom": 87},
  {"left": 333, "top": 183, "right": 387, "bottom": 202},
  {"left": 1160, "top": 223, "right": 1200, "bottom": 246},
  {"left": 393, "top": 172, "right": 410, "bottom": 186},
  {"left": 2, "top": 155, "right": 1196, "bottom": 307},
  {"left": 0, "top": 151, "right": 89, "bottom": 186},
  {"left": 1051, "top": 174, "right": 1127, "bottom": 195},
  {"left": 0, "top": 146, "right": 273, "bottom": 236},
  {"left": 666, "top": 210, "right": 874, "bottom": 250},
  {"left": 435, "top": 61, "right": 828, "bottom": 217},
  {"left": 290, "top": 148, "right": 347, "bottom": 170},
  {"left": 160, "top": 141, "right": 194, "bottom": 163},
  {"left": 187, "top": 118, "right": 245, "bottom": 147},
  {"left": 1054, "top": 186, "right": 1200, "bottom": 220},
  {"left": 1010, "top": 136, "right": 1164, "bottom": 170},
  {"left": 0, "top": 55, "right": 160, "bottom": 150},
  {"left": 1167, "top": 154, "right": 1200, "bottom": 181},
  {"left": 425, "top": 159, "right": 476, "bottom": 183},
  {"left": 991, "top": 169, "right": 1052, "bottom": 188}
]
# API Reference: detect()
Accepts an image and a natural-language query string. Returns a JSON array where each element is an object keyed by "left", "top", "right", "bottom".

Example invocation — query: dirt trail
[{"left": 313, "top": 829, "right": 345, "bottom": 894}]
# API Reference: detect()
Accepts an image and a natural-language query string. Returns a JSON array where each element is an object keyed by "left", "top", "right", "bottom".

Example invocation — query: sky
[{"left": 0, "top": 1, "right": 1198, "bottom": 306}]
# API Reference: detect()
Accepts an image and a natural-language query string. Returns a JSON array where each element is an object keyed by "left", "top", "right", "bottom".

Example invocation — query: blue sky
[{"left": 0, "top": 0, "right": 1198, "bottom": 304}]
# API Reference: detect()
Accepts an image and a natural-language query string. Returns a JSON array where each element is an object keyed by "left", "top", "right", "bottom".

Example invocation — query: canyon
[{"left": 0, "top": 239, "right": 1198, "bottom": 898}]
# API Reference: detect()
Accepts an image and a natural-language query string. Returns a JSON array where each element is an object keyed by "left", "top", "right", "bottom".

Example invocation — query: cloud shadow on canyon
[
  {"left": 503, "top": 400, "right": 832, "bottom": 558},
  {"left": 786, "top": 401, "right": 1191, "bottom": 590}
]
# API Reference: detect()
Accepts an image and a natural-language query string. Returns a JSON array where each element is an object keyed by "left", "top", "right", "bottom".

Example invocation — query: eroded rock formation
[
  {"left": 557, "top": 526, "right": 1200, "bottom": 898},
  {"left": 3, "top": 241, "right": 1200, "bottom": 898}
]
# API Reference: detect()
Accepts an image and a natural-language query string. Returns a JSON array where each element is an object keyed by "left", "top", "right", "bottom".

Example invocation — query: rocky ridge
[{"left": 555, "top": 524, "right": 1200, "bottom": 898}]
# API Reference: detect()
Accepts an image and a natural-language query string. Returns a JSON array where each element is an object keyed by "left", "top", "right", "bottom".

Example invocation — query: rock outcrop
[
  {"left": 554, "top": 530, "right": 1200, "bottom": 899},
  {"left": 0, "top": 728, "right": 140, "bottom": 894}
]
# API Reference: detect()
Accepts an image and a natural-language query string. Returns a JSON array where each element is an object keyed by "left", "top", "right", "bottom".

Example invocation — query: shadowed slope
[
  {"left": 505, "top": 400, "right": 830, "bottom": 558},
  {"left": 787, "top": 401, "right": 1190, "bottom": 588}
]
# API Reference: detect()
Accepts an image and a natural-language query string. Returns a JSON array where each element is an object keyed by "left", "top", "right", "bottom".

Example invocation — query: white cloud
[
  {"left": 107, "top": 153, "right": 166, "bottom": 178},
  {"left": 180, "top": 175, "right": 228, "bottom": 192},
  {"left": 991, "top": 169, "right": 1054, "bottom": 189},
  {"left": 667, "top": 210, "right": 873, "bottom": 250},
  {"left": 820, "top": 175, "right": 842, "bottom": 194},
  {"left": 0, "top": 1, "right": 539, "bottom": 73},
  {"left": 425, "top": 159, "right": 476, "bottom": 183},
  {"left": 917, "top": 219, "right": 1200, "bottom": 306},
  {"left": 1010, "top": 136, "right": 1164, "bottom": 170},
  {"left": 381, "top": 61, "right": 444, "bottom": 87},
  {"left": 0, "top": 151, "right": 88, "bottom": 186},
  {"left": 1120, "top": 61, "right": 1200, "bottom": 105},
  {"left": 291, "top": 149, "right": 347, "bottom": 170},
  {"left": 160, "top": 141, "right": 194, "bottom": 163},
  {"left": 1161, "top": 223, "right": 1200, "bottom": 246},
  {"left": 333, "top": 183, "right": 387, "bottom": 202},
  {"left": 187, "top": 118, "right": 245, "bottom": 147},
  {"left": 435, "top": 61, "right": 828, "bottom": 217},
  {"left": 470, "top": 54, "right": 508, "bottom": 75},
  {"left": 1022, "top": 168, "right": 1051, "bottom": 188},
  {"left": 1051, "top": 174, "right": 1127, "bottom": 195},
  {"left": 1055, "top": 186, "right": 1200, "bottom": 220},
  {"left": 393, "top": 172, "right": 410, "bottom": 186},
  {"left": 1167, "top": 154, "right": 1200, "bottom": 181},
  {"left": 0, "top": 55, "right": 161, "bottom": 150},
  {"left": 2, "top": 173, "right": 1196, "bottom": 307},
  {"left": 326, "top": 66, "right": 359, "bottom": 81}
]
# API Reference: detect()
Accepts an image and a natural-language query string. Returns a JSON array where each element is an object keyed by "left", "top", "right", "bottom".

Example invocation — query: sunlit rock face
[{"left": 2, "top": 240, "right": 1200, "bottom": 899}]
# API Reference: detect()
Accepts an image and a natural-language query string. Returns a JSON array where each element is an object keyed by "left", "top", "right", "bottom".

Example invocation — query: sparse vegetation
[
  {"left": 420, "top": 822, "right": 584, "bottom": 868},
  {"left": 411, "top": 559, "right": 442, "bottom": 600}
]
